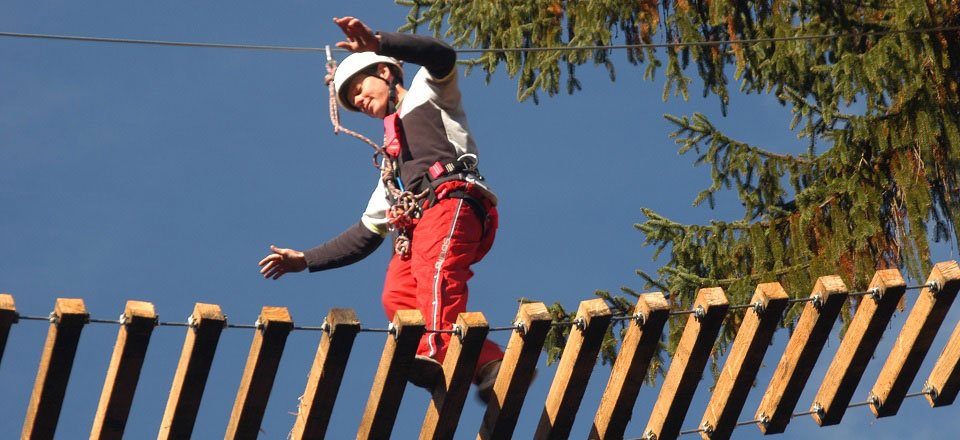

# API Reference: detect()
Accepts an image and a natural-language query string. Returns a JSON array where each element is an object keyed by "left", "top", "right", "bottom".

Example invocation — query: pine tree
[{"left": 398, "top": 0, "right": 960, "bottom": 373}]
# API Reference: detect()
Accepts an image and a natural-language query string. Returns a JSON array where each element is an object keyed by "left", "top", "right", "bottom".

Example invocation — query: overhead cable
[{"left": 1, "top": 25, "right": 958, "bottom": 54}]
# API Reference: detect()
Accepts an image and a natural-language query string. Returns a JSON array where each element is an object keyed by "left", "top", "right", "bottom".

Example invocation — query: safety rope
[{"left": 324, "top": 46, "right": 384, "bottom": 169}]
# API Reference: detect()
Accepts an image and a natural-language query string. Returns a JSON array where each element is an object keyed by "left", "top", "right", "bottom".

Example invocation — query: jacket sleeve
[
  {"left": 303, "top": 177, "right": 391, "bottom": 272},
  {"left": 377, "top": 31, "right": 456, "bottom": 80},
  {"left": 303, "top": 221, "right": 384, "bottom": 272}
]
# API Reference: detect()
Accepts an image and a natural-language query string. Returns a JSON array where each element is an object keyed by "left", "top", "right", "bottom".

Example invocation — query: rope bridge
[{"left": 1, "top": 261, "right": 959, "bottom": 439}]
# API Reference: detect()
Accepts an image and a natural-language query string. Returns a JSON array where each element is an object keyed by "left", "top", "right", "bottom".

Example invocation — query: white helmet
[{"left": 333, "top": 52, "right": 402, "bottom": 112}]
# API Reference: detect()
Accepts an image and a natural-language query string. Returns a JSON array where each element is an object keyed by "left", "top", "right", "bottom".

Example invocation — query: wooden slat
[
  {"left": 754, "top": 275, "right": 847, "bottom": 434},
  {"left": 870, "top": 261, "right": 960, "bottom": 417},
  {"left": 925, "top": 317, "right": 960, "bottom": 407},
  {"left": 158, "top": 303, "right": 226, "bottom": 439},
  {"left": 22, "top": 298, "right": 89, "bottom": 440},
  {"left": 700, "top": 283, "right": 788, "bottom": 440},
  {"left": 591, "top": 293, "right": 670, "bottom": 440},
  {"left": 643, "top": 287, "right": 729, "bottom": 440},
  {"left": 534, "top": 298, "right": 613, "bottom": 440},
  {"left": 226, "top": 306, "right": 294, "bottom": 439},
  {"left": 90, "top": 300, "right": 158, "bottom": 440},
  {"left": 812, "top": 270, "right": 906, "bottom": 426},
  {"left": 290, "top": 308, "right": 360, "bottom": 439},
  {"left": 0, "top": 293, "right": 16, "bottom": 368},
  {"left": 357, "top": 309, "right": 426, "bottom": 440},
  {"left": 421, "top": 312, "right": 490, "bottom": 440},
  {"left": 479, "top": 302, "right": 552, "bottom": 440}
]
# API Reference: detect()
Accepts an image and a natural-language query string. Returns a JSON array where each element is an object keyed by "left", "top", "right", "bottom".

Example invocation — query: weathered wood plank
[
  {"left": 534, "top": 298, "right": 613, "bottom": 440},
  {"left": 925, "top": 317, "right": 960, "bottom": 407},
  {"left": 22, "top": 298, "right": 89, "bottom": 440},
  {"left": 754, "top": 276, "right": 847, "bottom": 434},
  {"left": 90, "top": 300, "right": 157, "bottom": 440},
  {"left": 812, "top": 270, "right": 905, "bottom": 426},
  {"left": 870, "top": 261, "right": 960, "bottom": 417},
  {"left": 357, "top": 309, "right": 426, "bottom": 440},
  {"left": 226, "top": 306, "right": 294, "bottom": 439},
  {"left": 643, "top": 287, "right": 729, "bottom": 440},
  {"left": 700, "top": 283, "right": 789, "bottom": 440},
  {"left": 421, "top": 312, "right": 489, "bottom": 440},
  {"left": 590, "top": 293, "right": 670, "bottom": 440},
  {"left": 158, "top": 303, "right": 226, "bottom": 439},
  {"left": 290, "top": 308, "right": 360, "bottom": 440},
  {"left": 0, "top": 293, "right": 16, "bottom": 368},
  {"left": 478, "top": 302, "right": 552, "bottom": 440}
]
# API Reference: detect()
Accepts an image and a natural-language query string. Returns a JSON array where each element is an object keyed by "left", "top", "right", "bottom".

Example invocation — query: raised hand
[{"left": 333, "top": 16, "right": 380, "bottom": 53}]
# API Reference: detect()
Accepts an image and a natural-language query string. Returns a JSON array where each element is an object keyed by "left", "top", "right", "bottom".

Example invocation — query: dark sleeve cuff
[
  {"left": 378, "top": 31, "right": 456, "bottom": 79},
  {"left": 303, "top": 221, "right": 385, "bottom": 272}
]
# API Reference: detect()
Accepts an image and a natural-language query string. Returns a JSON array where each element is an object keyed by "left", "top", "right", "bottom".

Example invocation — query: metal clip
[
  {"left": 574, "top": 317, "right": 586, "bottom": 331},
  {"left": 811, "top": 401, "right": 824, "bottom": 417},
  {"left": 928, "top": 281, "right": 941, "bottom": 295},
  {"left": 868, "top": 392, "right": 880, "bottom": 408},
  {"left": 700, "top": 421, "right": 714, "bottom": 437},
  {"left": 752, "top": 300, "right": 766, "bottom": 315},
  {"left": 187, "top": 314, "right": 197, "bottom": 330},
  {"left": 642, "top": 430, "right": 658, "bottom": 440},
  {"left": 514, "top": 319, "right": 526, "bottom": 336},
  {"left": 322, "top": 320, "right": 331, "bottom": 333},
  {"left": 869, "top": 287, "right": 882, "bottom": 301},
  {"left": 388, "top": 322, "right": 398, "bottom": 340},
  {"left": 119, "top": 313, "right": 129, "bottom": 326},
  {"left": 923, "top": 382, "right": 938, "bottom": 401},
  {"left": 452, "top": 323, "right": 464, "bottom": 341},
  {"left": 254, "top": 319, "right": 264, "bottom": 332},
  {"left": 48, "top": 311, "right": 59, "bottom": 325},
  {"left": 758, "top": 412, "right": 770, "bottom": 428},
  {"left": 693, "top": 304, "right": 706, "bottom": 321},
  {"left": 633, "top": 312, "right": 647, "bottom": 327},
  {"left": 325, "top": 45, "right": 335, "bottom": 69},
  {"left": 812, "top": 294, "right": 824, "bottom": 309}
]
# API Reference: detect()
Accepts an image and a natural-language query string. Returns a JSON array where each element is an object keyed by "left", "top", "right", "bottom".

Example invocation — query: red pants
[{"left": 381, "top": 186, "right": 504, "bottom": 380}]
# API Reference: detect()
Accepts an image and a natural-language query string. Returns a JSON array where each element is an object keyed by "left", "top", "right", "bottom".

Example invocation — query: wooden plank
[
  {"left": 290, "top": 308, "right": 360, "bottom": 439},
  {"left": 590, "top": 293, "right": 670, "bottom": 440},
  {"left": 643, "top": 287, "right": 729, "bottom": 440},
  {"left": 158, "top": 303, "right": 226, "bottom": 439},
  {"left": 90, "top": 300, "right": 158, "bottom": 440},
  {"left": 812, "top": 269, "right": 906, "bottom": 426},
  {"left": 534, "top": 298, "right": 613, "bottom": 440},
  {"left": 357, "top": 309, "right": 426, "bottom": 440},
  {"left": 700, "top": 283, "right": 789, "bottom": 440},
  {"left": 0, "top": 293, "right": 16, "bottom": 368},
  {"left": 420, "top": 312, "right": 490, "bottom": 440},
  {"left": 225, "top": 306, "right": 294, "bottom": 439},
  {"left": 925, "top": 317, "right": 960, "bottom": 407},
  {"left": 478, "top": 302, "right": 552, "bottom": 440},
  {"left": 22, "top": 298, "right": 89, "bottom": 440},
  {"left": 754, "top": 275, "right": 847, "bottom": 434},
  {"left": 870, "top": 261, "right": 960, "bottom": 417}
]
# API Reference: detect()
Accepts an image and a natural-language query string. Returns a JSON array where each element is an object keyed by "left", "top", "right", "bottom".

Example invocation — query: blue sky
[{"left": 2, "top": 1, "right": 958, "bottom": 438}]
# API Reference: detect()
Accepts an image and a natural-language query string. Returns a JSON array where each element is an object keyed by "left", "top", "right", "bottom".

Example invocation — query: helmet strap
[{"left": 380, "top": 74, "right": 401, "bottom": 116}]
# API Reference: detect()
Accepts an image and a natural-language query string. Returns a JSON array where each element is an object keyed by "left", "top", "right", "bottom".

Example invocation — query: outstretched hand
[
  {"left": 333, "top": 16, "right": 380, "bottom": 53},
  {"left": 258, "top": 245, "right": 306, "bottom": 280}
]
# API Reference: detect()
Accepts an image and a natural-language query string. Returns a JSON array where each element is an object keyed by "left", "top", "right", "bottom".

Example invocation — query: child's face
[{"left": 346, "top": 64, "right": 393, "bottom": 119}]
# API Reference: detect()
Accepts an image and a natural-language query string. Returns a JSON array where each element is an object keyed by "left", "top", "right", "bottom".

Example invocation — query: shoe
[
  {"left": 475, "top": 359, "right": 502, "bottom": 404},
  {"left": 408, "top": 355, "right": 443, "bottom": 389},
  {"left": 476, "top": 360, "right": 538, "bottom": 405}
]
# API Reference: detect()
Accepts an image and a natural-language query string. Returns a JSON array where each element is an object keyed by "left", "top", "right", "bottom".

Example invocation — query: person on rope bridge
[{"left": 257, "top": 16, "right": 503, "bottom": 401}]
